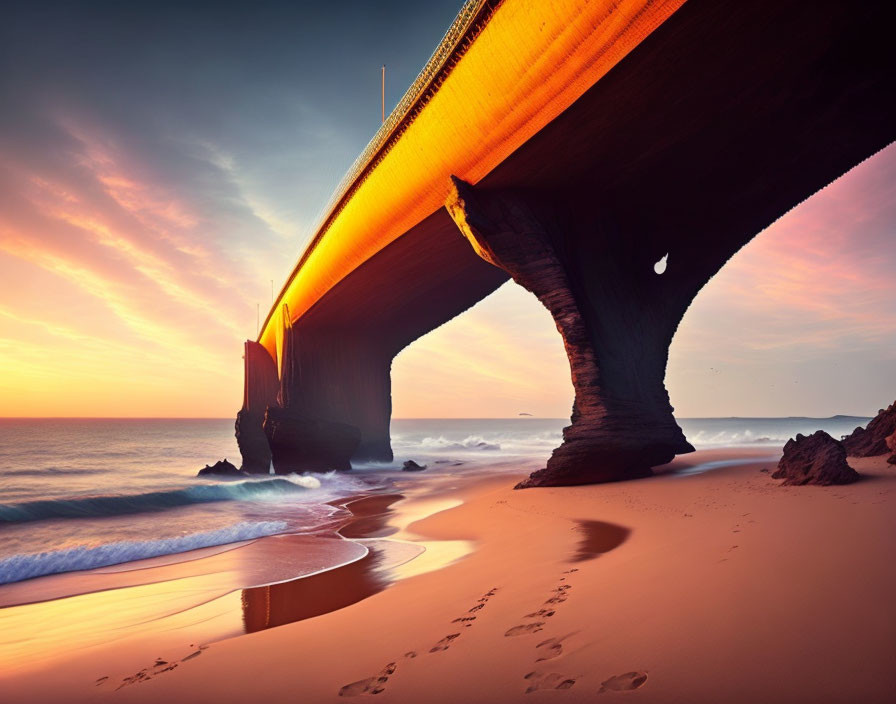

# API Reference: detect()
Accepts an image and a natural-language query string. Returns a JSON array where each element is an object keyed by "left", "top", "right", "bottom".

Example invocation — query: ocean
[{"left": 0, "top": 416, "right": 870, "bottom": 586}]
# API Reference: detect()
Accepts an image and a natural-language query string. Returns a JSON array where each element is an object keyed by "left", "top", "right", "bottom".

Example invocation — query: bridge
[{"left": 235, "top": 0, "right": 895, "bottom": 486}]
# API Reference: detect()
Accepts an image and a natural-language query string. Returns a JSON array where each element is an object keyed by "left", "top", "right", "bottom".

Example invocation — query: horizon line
[{"left": 0, "top": 414, "right": 874, "bottom": 421}]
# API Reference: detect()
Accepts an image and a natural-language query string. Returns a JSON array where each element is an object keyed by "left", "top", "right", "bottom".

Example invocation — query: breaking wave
[
  {"left": 686, "top": 430, "right": 789, "bottom": 447},
  {"left": 417, "top": 435, "right": 502, "bottom": 452},
  {"left": 0, "top": 520, "right": 289, "bottom": 584},
  {"left": 0, "top": 475, "right": 322, "bottom": 523}
]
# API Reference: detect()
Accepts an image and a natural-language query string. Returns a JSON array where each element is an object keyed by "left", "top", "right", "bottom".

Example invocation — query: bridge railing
[{"left": 265, "top": 0, "right": 500, "bottom": 339}]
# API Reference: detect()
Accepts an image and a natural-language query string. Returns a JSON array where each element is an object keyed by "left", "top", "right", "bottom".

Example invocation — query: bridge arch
[{"left": 236, "top": 0, "right": 895, "bottom": 485}]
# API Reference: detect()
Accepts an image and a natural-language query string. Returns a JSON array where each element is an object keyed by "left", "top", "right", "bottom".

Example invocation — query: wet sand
[{"left": 1, "top": 448, "right": 894, "bottom": 702}]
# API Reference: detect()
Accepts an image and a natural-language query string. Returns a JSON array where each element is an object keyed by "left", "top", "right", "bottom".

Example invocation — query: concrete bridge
[{"left": 235, "top": 0, "right": 895, "bottom": 486}]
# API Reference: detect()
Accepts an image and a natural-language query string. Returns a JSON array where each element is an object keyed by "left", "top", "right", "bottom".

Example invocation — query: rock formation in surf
[
  {"left": 772, "top": 431, "right": 859, "bottom": 486},
  {"left": 402, "top": 460, "right": 427, "bottom": 472},
  {"left": 842, "top": 402, "right": 896, "bottom": 457},
  {"left": 198, "top": 459, "right": 244, "bottom": 477},
  {"left": 446, "top": 176, "right": 693, "bottom": 487},
  {"left": 236, "top": 341, "right": 279, "bottom": 473}
]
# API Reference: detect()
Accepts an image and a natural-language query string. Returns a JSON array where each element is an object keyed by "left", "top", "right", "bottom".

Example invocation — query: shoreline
[
  {"left": 3, "top": 447, "right": 894, "bottom": 702},
  {"left": 0, "top": 462, "right": 507, "bottom": 682}
]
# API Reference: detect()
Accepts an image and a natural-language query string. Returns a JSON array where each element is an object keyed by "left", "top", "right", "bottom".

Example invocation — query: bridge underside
[{"left": 239, "top": 0, "right": 894, "bottom": 484}]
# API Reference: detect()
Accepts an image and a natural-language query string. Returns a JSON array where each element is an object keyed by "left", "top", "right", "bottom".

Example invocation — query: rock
[
  {"left": 235, "top": 408, "right": 272, "bottom": 474},
  {"left": 198, "top": 459, "right": 243, "bottom": 477},
  {"left": 885, "top": 432, "right": 896, "bottom": 464},
  {"left": 402, "top": 460, "right": 427, "bottom": 472},
  {"left": 887, "top": 431, "right": 896, "bottom": 453},
  {"left": 841, "top": 402, "right": 896, "bottom": 457},
  {"left": 771, "top": 431, "right": 859, "bottom": 486},
  {"left": 447, "top": 176, "right": 693, "bottom": 489},
  {"left": 263, "top": 407, "right": 360, "bottom": 473}
]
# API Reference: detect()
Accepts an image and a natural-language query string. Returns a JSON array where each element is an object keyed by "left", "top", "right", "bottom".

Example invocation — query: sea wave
[
  {"left": 0, "top": 520, "right": 289, "bottom": 584},
  {"left": 687, "top": 430, "right": 789, "bottom": 447},
  {"left": 416, "top": 435, "right": 502, "bottom": 451},
  {"left": 0, "top": 475, "right": 322, "bottom": 523}
]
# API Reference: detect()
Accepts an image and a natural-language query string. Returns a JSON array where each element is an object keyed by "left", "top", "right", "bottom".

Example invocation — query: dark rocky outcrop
[
  {"left": 842, "top": 402, "right": 896, "bottom": 457},
  {"left": 236, "top": 341, "right": 279, "bottom": 473},
  {"left": 446, "top": 176, "right": 693, "bottom": 488},
  {"left": 885, "top": 431, "right": 896, "bottom": 464},
  {"left": 198, "top": 459, "right": 243, "bottom": 477},
  {"left": 402, "top": 460, "right": 427, "bottom": 472},
  {"left": 772, "top": 431, "right": 859, "bottom": 486},
  {"left": 235, "top": 409, "right": 272, "bottom": 474},
  {"left": 263, "top": 406, "right": 360, "bottom": 473}
]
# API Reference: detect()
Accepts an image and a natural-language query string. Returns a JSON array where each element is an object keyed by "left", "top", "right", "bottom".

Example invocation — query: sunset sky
[{"left": 1, "top": 1, "right": 894, "bottom": 419}]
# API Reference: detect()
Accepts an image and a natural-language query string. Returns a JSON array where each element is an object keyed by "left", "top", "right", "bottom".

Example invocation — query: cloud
[{"left": 1, "top": 1, "right": 893, "bottom": 420}]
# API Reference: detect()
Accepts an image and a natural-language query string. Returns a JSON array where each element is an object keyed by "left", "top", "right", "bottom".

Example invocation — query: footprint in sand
[
  {"left": 545, "top": 591, "right": 569, "bottom": 605},
  {"left": 468, "top": 603, "right": 485, "bottom": 613},
  {"left": 525, "top": 608, "right": 555, "bottom": 619},
  {"left": 598, "top": 671, "right": 648, "bottom": 693},
  {"left": 115, "top": 649, "right": 194, "bottom": 690},
  {"left": 535, "top": 637, "right": 564, "bottom": 661},
  {"left": 430, "top": 633, "right": 461, "bottom": 652},
  {"left": 505, "top": 622, "right": 545, "bottom": 637},
  {"left": 452, "top": 616, "right": 477, "bottom": 626},
  {"left": 116, "top": 668, "right": 155, "bottom": 690},
  {"left": 339, "top": 662, "right": 397, "bottom": 696},
  {"left": 524, "top": 671, "right": 576, "bottom": 694}
]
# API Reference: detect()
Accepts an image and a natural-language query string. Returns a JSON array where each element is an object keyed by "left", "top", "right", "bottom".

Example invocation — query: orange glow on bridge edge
[{"left": 259, "top": 0, "right": 686, "bottom": 357}]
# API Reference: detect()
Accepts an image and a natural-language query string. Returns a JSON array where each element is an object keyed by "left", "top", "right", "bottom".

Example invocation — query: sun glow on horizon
[{"left": 1, "top": 0, "right": 894, "bottom": 420}]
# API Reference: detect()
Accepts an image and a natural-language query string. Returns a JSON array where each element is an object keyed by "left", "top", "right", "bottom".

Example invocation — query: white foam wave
[
  {"left": 280, "top": 474, "right": 321, "bottom": 489},
  {"left": 687, "top": 430, "right": 788, "bottom": 447},
  {"left": 416, "top": 435, "right": 502, "bottom": 452},
  {"left": 0, "top": 520, "right": 289, "bottom": 584}
]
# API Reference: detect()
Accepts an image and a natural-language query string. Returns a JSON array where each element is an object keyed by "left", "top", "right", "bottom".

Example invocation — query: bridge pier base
[
  {"left": 446, "top": 176, "right": 694, "bottom": 487},
  {"left": 273, "top": 326, "right": 393, "bottom": 467},
  {"left": 236, "top": 341, "right": 279, "bottom": 473}
]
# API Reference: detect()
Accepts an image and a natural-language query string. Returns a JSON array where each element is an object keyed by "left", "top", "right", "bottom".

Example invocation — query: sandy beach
[{"left": 1, "top": 448, "right": 893, "bottom": 703}]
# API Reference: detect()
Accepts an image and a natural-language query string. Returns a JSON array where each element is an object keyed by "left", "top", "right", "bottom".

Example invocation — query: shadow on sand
[{"left": 572, "top": 520, "right": 630, "bottom": 562}]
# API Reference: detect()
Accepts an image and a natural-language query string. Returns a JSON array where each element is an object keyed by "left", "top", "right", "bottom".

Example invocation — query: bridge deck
[{"left": 258, "top": 0, "right": 685, "bottom": 359}]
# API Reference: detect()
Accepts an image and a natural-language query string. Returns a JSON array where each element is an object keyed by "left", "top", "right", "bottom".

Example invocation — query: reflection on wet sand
[
  {"left": 242, "top": 494, "right": 403, "bottom": 633},
  {"left": 241, "top": 492, "right": 474, "bottom": 634},
  {"left": 242, "top": 549, "right": 388, "bottom": 633}
]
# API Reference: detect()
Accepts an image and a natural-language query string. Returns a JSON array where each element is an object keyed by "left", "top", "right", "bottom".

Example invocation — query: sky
[{"left": 0, "top": 1, "right": 894, "bottom": 419}]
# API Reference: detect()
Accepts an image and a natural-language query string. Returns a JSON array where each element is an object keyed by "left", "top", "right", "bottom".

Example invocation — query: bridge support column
[
  {"left": 249, "top": 304, "right": 393, "bottom": 472},
  {"left": 267, "top": 323, "right": 391, "bottom": 470},
  {"left": 236, "top": 340, "right": 279, "bottom": 473},
  {"left": 446, "top": 176, "right": 693, "bottom": 487}
]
